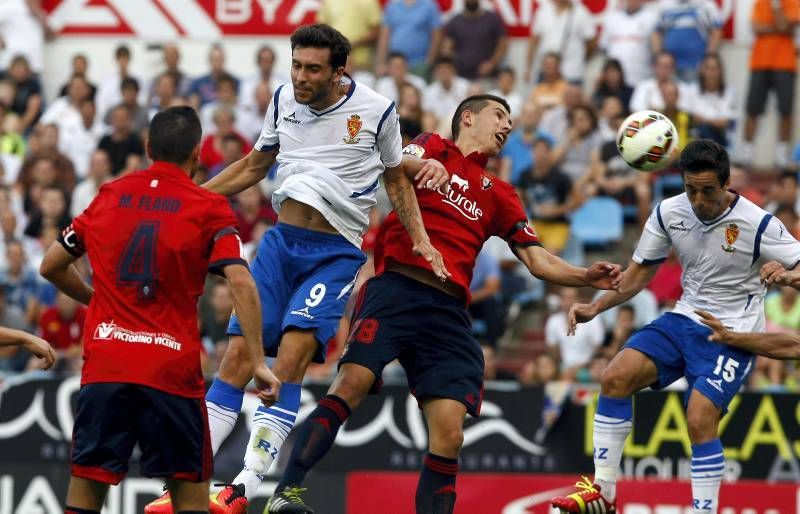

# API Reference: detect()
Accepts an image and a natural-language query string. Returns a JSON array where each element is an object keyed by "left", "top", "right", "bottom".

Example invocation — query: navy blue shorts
[
  {"left": 71, "top": 383, "right": 212, "bottom": 485},
  {"left": 228, "top": 223, "right": 366, "bottom": 363},
  {"left": 339, "top": 272, "right": 484, "bottom": 417},
  {"left": 625, "top": 312, "right": 755, "bottom": 412}
]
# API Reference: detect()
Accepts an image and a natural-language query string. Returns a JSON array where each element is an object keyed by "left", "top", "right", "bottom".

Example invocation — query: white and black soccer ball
[{"left": 616, "top": 110, "right": 679, "bottom": 172}]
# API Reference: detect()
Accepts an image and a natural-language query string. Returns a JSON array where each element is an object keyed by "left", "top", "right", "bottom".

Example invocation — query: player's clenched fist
[
  {"left": 414, "top": 158, "right": 450, "bottom": 193},
  {"left": 254, "top": 364, "right": 281, "bottom": 407}
]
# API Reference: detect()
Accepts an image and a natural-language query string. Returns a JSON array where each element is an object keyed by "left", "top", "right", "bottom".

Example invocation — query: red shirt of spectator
[{"left": 38, "top": 299, "right": 86, "bottom": 350}]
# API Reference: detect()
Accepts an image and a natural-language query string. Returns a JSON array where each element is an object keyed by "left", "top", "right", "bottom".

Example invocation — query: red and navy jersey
[
  {"left": 59, "top": 161, "right": 246, "bottom": 398},
  {"left": 374, "top": 133, "right": 540, "bottom": 301}
]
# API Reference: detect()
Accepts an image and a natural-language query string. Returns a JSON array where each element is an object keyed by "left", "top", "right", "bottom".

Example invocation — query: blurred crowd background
[{"left": 0, "top": 0, "right": 799, "bottom": 393}]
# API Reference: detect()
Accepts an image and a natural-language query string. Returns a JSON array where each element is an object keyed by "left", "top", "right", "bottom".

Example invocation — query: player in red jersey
[
  {"left": 39, "top": 107, "right": 280, "bottom": 514},
  {"left": 265, "top": 94, "right": 623, "bottom": 514}
]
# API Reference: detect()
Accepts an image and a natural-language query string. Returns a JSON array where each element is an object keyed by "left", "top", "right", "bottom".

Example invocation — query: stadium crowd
[{"left": 0, "top": 0, "right": 798, "bottom": 392}]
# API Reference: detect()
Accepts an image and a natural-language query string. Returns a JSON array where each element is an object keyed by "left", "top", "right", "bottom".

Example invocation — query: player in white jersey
[
  {"left": 551, "top": 140, "right": 800, "bottom": 514},
  {"left": 145, "top": 24, "right": 450, "bottom": 514}
]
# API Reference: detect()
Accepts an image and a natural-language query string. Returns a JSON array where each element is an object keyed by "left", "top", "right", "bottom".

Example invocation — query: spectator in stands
[
  {"left": 200, "top": 73, "right": 247, "bottom": 135},
  {"left": 0, "top": 239, "right": 38, "bottom": 324},
  {"left": 24, "top": 185, "right": 69, "bottom": 239},
  {"left": 70, "top": 152, "right": 110, "bottom": 221},
  {"left": 596, "top": 95, "right": 624, "bottom": 140},
  {"left": 488, "top": 67, "right": 522, "bottom": 120},
  {"left": 687, "top": 53, "right": 736, "bottom": 147},
  {"left": 0, "top": 288, "right": 33, "bottom": 372},
  {"left": 546, "top": 287, "right": 604, "bottom": 381},
  {"left": 3, "top": 55, "right": 42, "bottom": 133},
  {"left": 397, "top": 82, "right": 432, "bottom": 143},
  {"left": 377, "top": 0, "right": 442, "bottom": 77},
  {"left": 375, "top": 52, "right": 427, "bottom": 104},
  {"left": 59, "top": 99, "right": 103, "bottom": 180},
  {"left": 104, "top": 77, "right": 148, "bottom": 135},
  {"left": 765, "top": 170, "right": 800, "bottom": 214},
  {"left": 189, "top": 44, "right": 239, "bottom": 108},
  {"left": 741, "top": 0, "right": 800, "bottom": 167},
  {"left": 239, "top": 45, "right": 285, "bottom": 112},
  {"left": 525, "top": 0, "right": 597, "bottom": 85},
  {"left": 199, "top": 106, "right": 251, "bottom": 170},
  {"left": 442, "top": 0, "right": 508, "bottom": 80},
  {"left": 19, "top": 125, "right": 77, "bottom": 196},
  {"left": 40, "top": 74, "right": 93, "bottom": 140},
  {"left": 517, "top": 135, "right": 576, "bottom": 253},
  {"left": 0, "top": 0, "right": 53, "bottom": 75},
  {"left": 58, "top": 54, "right": 97, "bottom": 99},
  {"left": 519, "top": 353, "right": 560, "bottom": 386},
  {"left": 660, "top": 81, "right": 692, "bottom": 150},
  {"left": 149, "top": 73, "right": 177, "bottom": 120},
  {"left": 729, "top": 165, "right": 765, "bottom": 207},
  {"left": 208, "top": 135, "right": 245, "bottom": 181},
  {"left": 583, "top": 108, "right": 651, "bottom": 226},
  {"left": 233, "top": 185, "right": 277, "bottom": 245},
  {"left": 201, "top": 280, "right": 234, "bottom": 352},
  {"left": 647, "top": 249, "right": 683, "bottom": 308},
  {"left": 98, "top": 105, "right": 144, "bottom": 176},
  {"left": 592, "top": 59, "right": 633, "bottom": 112},
  {"left": 553, "top": 104, "right": 603, "bottom": 183},
  {"left": 149, "top": 43, "right": 191, "bottom": 100},
  {"left": 500, "top": 101, "right": 541, "bottom": 185},
  {"left": 775, "top": 203, "right": 800, "bottom": 240},
  {"left": 539, "top": 82, "right": 583, "bottom": 143},
  {"left": 422, "top": 57, "right": 470, "bottom": 127},
  {"left": 0, "top": 102, "right": 25, "bottom": 161},
  {"left": 630, "top": 51, "right": 689, "bottom": 113},
  {"left": 318, "top": 0, "right": 382, "bottom": 71},
  {"left": 482, "top": 344, "right": 517, "bottom": 381},
  {"left": 35, "top": 291, "right": 85, "bottom": 372},
  {"left": 529, "top": 53, "right": 568, "bottom": 112},
  {"left": 602, "top": 304, "right": 636, "bottom": 358},
  {"left": 470, "top": 247, "right": 503, "bottom": 347},
  {"left": 652, "top": 0, "right": 722, "bottom": 82},
  {"left": 239, "top": 82, "right": 271, "bottom": 143},
  {"left": 599, "top": 0, "right": 659, "bottom": 87},
  {"left": 96, "top": 45, "right": 142, "bottom": 122}
]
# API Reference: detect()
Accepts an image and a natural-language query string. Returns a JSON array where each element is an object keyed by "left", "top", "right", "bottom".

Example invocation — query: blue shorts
[
  {"left": 71, "top": 383, "right": 212, "bottom": 485},
  {"left": 339, "top": 272, "right": 484, "bottom": 417},
  {"left": 228, "top": 223, "right": 366, "bottom": 363},
  {"left": 625, "top": 312, "right": 755, "bottom": 411}
]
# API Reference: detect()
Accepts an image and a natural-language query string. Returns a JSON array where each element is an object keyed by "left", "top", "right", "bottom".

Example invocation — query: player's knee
[
  {"left": 686, "top": 406, "right": 718, "bottom": 443},
  {"left": 431, "top": 425, "right": 464, "bottom": 456},
  {"left": 600, "top": 365, "right": 635, "bottom": 397}
]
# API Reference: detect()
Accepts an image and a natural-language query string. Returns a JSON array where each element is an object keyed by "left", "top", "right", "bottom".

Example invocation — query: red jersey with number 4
[
  {"left": 374, "top": 133, "right": 540, "bottom": 301},
  {"left": 60, "top": 162, "right": 247, "bottom": 398}
]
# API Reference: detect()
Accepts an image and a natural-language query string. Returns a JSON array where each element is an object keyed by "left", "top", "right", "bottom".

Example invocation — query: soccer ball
[{"left": 617, "top": 110, "right": 679, "bottom": 172}]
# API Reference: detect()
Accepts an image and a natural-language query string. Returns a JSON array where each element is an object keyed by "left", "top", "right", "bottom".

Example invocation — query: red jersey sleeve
[
  {"left": 493, "top": 182, "right": 541, "bottom": 249},
  {"left": 206, "top": 197, "right": 248, "bottom": 276},
  {"left": 57, "top": 184, "right": 108, "bottom": 257},
  {"left": 403, "top": 132, "right": 448, "bottom": 160}
]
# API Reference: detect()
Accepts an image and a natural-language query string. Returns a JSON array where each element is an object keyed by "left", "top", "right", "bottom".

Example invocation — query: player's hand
[
  {"left": 413, "top": 239, "right": 452, "bottom": 282},
  {"left": 761, "top": 260, "right": 792, "bottom": 286},
  {"left": 567, "top": 302, "right": 598, "bottom": 336},
  {"left": 24, "top": 335, "right": 56, "bottom": 370},
  {"left": 584, "top": 261, "right": 623, "bottom": 291},
  {"left": 253, "top": 364, "right": 281, "bottom": 407},
  {"left": 415, "top": 159, "right": 450, "bottom": 193},
  {"left": 695, "top": 309, "right": 730, "bottom": 343}
]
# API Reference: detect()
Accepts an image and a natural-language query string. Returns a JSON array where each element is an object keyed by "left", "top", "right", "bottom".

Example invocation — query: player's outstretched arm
[
  {"left": 696, "top": 309, "right": 800, "bottom": 360},
  {"left": 384, "top": 164, "right": 451, "bottom": 281},
  {"left": 0, "top": 328, "right": 56, "bottom": 370},
  {"left": 203, "top": 148, "right": 278, "bottom": 197},
  {"left": 400, "top": 154, "right": 450, "bottom": 192},
  {"left": 514, "top": 245, "right": 623, "bottom": 289},
  {"left": 40, "top": 243, "right": 94, "bottom": 306},
  {"left": 223, "top": 263, "right": 281, "bottom": 406}
]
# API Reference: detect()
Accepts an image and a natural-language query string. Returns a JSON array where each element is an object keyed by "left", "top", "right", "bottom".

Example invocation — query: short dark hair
[
  {"left": 290, "top": 24, "right": 351, "bottom": 69},
  {"left": 121, "top": 77, "right": 139, "bottom": 92},
  {"left": 451, "top": 94, "right": 511, "bottom": 140},
  {"left": 678, "top": 139, "right": 730, "bottom": 186},
  {"left": 148, "top": 106, "right": 202, "bottom": 164},
  {"left": 498, "top": 66, "right": 515, "bottom": 79},
  {"left": 115, "top": 45, "right": 131, "bottom": 60},
  {"left": 216, "top": 73, "right": 237, "bottom": 88},
  {"left": 433, "top": 56, "right": 455, "bottom": 69},
  {"left": 387, "top": 51, "right": 407, "bottom": 63}
]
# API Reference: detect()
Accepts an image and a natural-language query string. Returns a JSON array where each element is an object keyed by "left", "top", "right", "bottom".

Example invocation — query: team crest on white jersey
[
  {"left": 343, "top": 114, "right": 362, "bottom": 144},
  {"left": 722, "top": 223, "right": 739, "bottom": 253}
]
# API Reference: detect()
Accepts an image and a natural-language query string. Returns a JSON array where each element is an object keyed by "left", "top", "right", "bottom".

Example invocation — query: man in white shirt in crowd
[
  {"left": 70, "top": 149, "right": 112, "bottom": 218},
  {"left": 374, "top": 52, "right": 427, "bottom": 104},
  {"left": 630, "top": 51, "right": 691, "bottom": 113},
  {"left": 423, "top": 57, "right": 470, "bottom": 129},
  {"left": 0, "top": 0, "right": 53, "bottom": 75},
  {"left": 58, "top": 99, "right": 103, "bottom": 180},
  {"left": 239, "top": 45, "right": 288, "bottom": 113},
  {"left": 546, "top": 287, "right": 604, "bottom": 380},
  {"left": 599, "top": 0, "right": 659, "bottom": 87}
]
